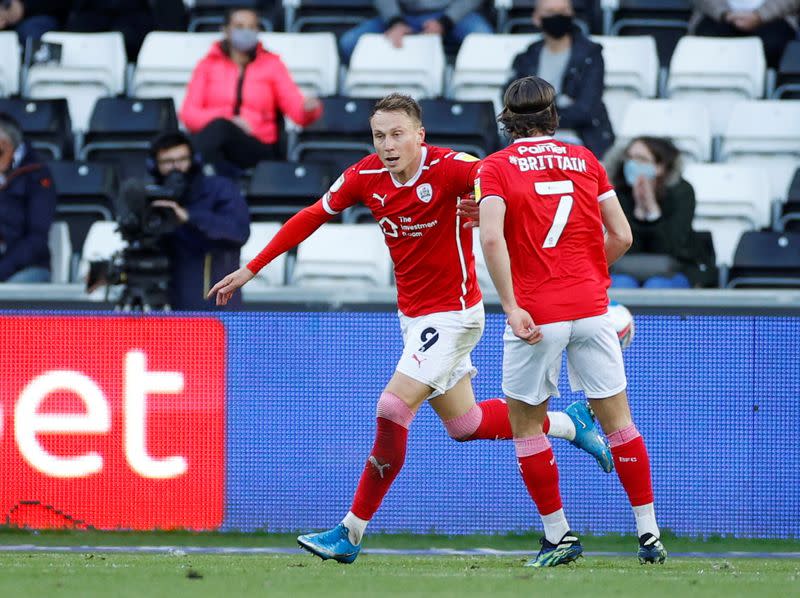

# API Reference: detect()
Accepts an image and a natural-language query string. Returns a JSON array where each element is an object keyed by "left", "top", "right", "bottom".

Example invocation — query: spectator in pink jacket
[{"left": 180, "top": 8, "right": 323, "bottom": 175}]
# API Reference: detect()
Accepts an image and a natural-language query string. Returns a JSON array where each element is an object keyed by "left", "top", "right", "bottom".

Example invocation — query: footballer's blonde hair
[
  {"left": 498, "top": 76, "right": 559, "bottom": 139},
  {"left": 370, "top": 93, "right": 422, "bottom": 127}
]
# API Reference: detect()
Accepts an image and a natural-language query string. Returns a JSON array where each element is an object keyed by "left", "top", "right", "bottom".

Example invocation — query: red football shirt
[
  {"left": 476, "top": 136, "right": 616, "bottom": 325},
  {"left": 323, "top": 144, "right": 482, "bottom": 317}
]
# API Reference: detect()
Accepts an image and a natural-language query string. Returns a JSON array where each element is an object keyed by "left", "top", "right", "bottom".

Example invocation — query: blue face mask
[
  {"left": 623, "top": 159, "right": 657, "bottom": 187},
  {"left": 229, "top": 28, "right": 259, "bottom": 53}
]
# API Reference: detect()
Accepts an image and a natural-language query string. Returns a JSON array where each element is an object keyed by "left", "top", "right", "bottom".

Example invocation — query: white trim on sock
[
  {"left": 541, "top": 509, "right": 570, "bottom": 544},
  {"left": 632, "top": 503, "right": 660, "bottom": 539},
  {"left": 547, "top": 412, "right": 576, "bottom": 441},
  {"left": 342, "top": 511, "right": 369, "bottom": 545}
]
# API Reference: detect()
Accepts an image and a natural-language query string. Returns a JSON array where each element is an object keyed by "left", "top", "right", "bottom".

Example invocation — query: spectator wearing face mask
[
  {"left": 180, "top": 7, "right": 323, "bottom": 177},
  {"left": 605, "top": 136, "right": 716, "bottom": 289},
  {"left": 507, "top": 0, "right": 614, "bottom": 158}
]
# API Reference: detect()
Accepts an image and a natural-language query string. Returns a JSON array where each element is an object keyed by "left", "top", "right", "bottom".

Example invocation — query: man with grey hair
[
  {"left": 0, "top": 112, "right": 56, "bottom": 282},
  {"left": 339, "top": 0, "right": 493, "bottom": 62}
]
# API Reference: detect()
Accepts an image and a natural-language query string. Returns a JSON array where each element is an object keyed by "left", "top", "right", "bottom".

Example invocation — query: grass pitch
[{"left": 1, "top": 531, "right": 797, "bottom": 597}]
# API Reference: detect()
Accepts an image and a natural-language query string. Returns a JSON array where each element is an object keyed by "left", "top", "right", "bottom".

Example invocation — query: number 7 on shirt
[{"left": 536, "top": 180, "right": 574, "bottom": 249}]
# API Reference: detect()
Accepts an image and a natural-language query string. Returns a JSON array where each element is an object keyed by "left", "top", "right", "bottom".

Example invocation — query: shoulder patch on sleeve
[
  {"left": 453, "top": 152, "right": 479, "bottom": 162},
  {"left": 329, "top": 173, "right": 345, "bottom": 192}
]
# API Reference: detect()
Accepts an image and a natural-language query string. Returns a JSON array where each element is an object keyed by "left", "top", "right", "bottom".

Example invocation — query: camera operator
[
  {"left": 149, "top": 131, "right": 250, "bottom": 310},
  {"left": 0, "top": 112, "right": 56, "bottom": 283}
]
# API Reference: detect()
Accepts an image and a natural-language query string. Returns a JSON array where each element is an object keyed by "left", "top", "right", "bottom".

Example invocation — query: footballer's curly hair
[
  {"left": 370, "top": 93, "right": 422, "bottom": 127},
  {"left": 498, "top": 76, "right": 559, "bottom": 139}
]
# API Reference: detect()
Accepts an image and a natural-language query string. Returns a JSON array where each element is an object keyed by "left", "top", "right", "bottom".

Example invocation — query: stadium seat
[
  {"left": 77, "top": 221, "right": 125, "bottom": 292},
  {"left": 258, "top": 32, "right": 339, "bottom": 98},
  {"left": 773, "top": 40, "right": 800, "bottom": 99},
  {"left": 80, "top": 97, "right": 178, "bottom": 180},
  {"left": 495, "top": 0, "right": 596, "bottom": 33},
  {"left": 48, "top": 221, "right": 72, "bottom": 284},
  {"left": 719, "top": 100, "right": 800, "bottom": 202},
  {"left": 288, "top": 96, "right": 375, "bottom": 172},
  {"left": 777, "top": 169, "right": 800, "bottom": 231},
  {"left": 240, "top": 222, "right": 286, "bottom": 289},
  {"left": 0, "top": 98, "right": 73, "bottom": 160},
  {"left": 682, "top": 163, "right": 772, "bottom": 229},
  {"left": 692, "top": 217, "right": 753, "bottom": 267},
  {"left": 344, "top": 34, "right": 445, "bottom": 99},
  {"left": 605, "top": 0, "right": 691, "bottom": 65},
  {"left": 132, "top": 32, "right": 220, "bottom": 110},
  {"left": 188, "top": 0, "right": 273, "bottom": 32},
  {"left": 0, "top": 31, "right": 21, "bottom": 96},
  {"left": 247, "top": 160, "right": 330, "bottom": 220},
  {"left": 24, "top": 32, "right": 127, "bottom": 131},
  {"left": 616, "top": 99, "right": 712, "bottom": 162},
  {"left": 591, "top": 35, "right": 659, "bottom": 131},
  {"left": 667, "top": 36, "right": 766, "bottom": 135},
  {"left": 727, "top": 231, "right": 800, "bottom": 288},
  {"left": 48, "top": 160, "right": 118, "bottom": 256},
  {"left": 449, "top": 33, "right": 538, "bottom": 110},
  {"left": 418, "top": 99, "right": 498, "bottom": 157},
  {"left": 284, "top": 0, "right": 376, "bottom": 35},
  {"left": 291, "top": 223, "right": 391, "bottom": 287}
]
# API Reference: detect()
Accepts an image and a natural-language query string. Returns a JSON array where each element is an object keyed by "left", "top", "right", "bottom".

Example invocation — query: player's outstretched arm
[
  {"left": 600, "top": 194, "right": 633, "bottom": 265},
  {"left": 208, "top": 267, "right": 255, "bottom": 306}
]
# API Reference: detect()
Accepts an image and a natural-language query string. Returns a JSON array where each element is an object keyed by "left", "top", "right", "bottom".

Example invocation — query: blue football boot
[
  {"left": 565, "top": 401, "right": 614, "bottom": 473},
  {"left": 525, "top": 532, "right": 584, "bottom": 568},
  {"left": 638, "top": 533, "right": 668, "bottom": 564},
  {"left": 297, "top": 524, "right": 361, "bottom": 564}
]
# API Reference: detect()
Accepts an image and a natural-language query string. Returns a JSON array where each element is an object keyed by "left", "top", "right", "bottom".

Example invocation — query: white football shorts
[
  {"left": 396, "top": 302, "right": 485, "bottom": 398},
  {"left": 502, "top": 310, "right": 627, "bottom": 406}
]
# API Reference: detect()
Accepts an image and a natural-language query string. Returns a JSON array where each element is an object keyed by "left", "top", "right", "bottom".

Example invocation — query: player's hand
[
  {"left": 422, "top": 19, "right": 444, "bottom": 35},
  {"left": 507, "top": 308, "right": 543, "bottom": 345},
  {"left": 726, "top": 10, "right": 761, "bottom": 31},
  {"left": 303, "top": 96, "right": 322, "bottom": 112},
  {"left": 385, "top": 22, "right": 412, "bottom": 47},
  {"left": 207, "top": 267, "right": 255, "bottom": 305},
  {"left": 457, "top": 196, "right": 480, "bottom": 228},
  {"left": 150, "top": 199, "right": 189, "bottom": 224}
]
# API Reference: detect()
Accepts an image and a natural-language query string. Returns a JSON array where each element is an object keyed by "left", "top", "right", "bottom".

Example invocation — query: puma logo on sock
[{"left": 368, "top": 456, "right": 391, "bottom": 478}]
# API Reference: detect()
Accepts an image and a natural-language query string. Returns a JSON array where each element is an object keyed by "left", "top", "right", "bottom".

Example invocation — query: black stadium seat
[
  {"left": 419, "top": 99, "right": 498, "bottom": 158},
  {"left": 727, "top": 231, "right": 800, "bottom": 288},
  {"left": 48, "top": 160, "right": 118, "bottom": 256},
  {"left": 606, "top": 0, "right": 691, "bottom": 66},
  {"left": 774, "top": 41, "right": 800, "bottom": 99},
  {"left": 285, "top": 0, "right": 376, "bottom": 35},
  {"left": 247, "top": 160, "right": 330, "bottom": 220},
  {"left": 188, "top": 0, "right": 273, "bottom": 32},
  {"left": 0, "top": 97, "right": 73, "bottom": 160},
  {"left": 497, "top": 0, "right": 598, "bottom": 34},
  {"left": 80, "top": 97, "right": 178, "bottom": 181},
  {"left": 289, "top": 96, "right": 374, "bottom": 174}
]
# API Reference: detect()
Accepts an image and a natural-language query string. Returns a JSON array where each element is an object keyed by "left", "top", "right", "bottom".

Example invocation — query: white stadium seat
[
  {"left": 591, "top": 35, "right": 659, "bottom": 132},
  {"left": 132, "top": 31, "right": 219, "bottom": 110},
  {"left": 0, "top": 31, "right": 21, "bottom": 96},
  {"left": 450, "top": 33, "right": 538, "bottom": 109},
  {"left": 240, "top": 222, "right": 286, "bottom": 289},
  {"left": 48, "top": 222, "right": 72, "bottom": 284},
  {"left": 692, "top": 217, "right": 753, "bottom": 268},
  {"left": 291, "top": 223, "right": 391, "bottom": 287},
  {"left": 719, "top": 100, "right": 800, "bottom": 201},
  {"left": 683, "top": 163, "right": 772, "bottom": 229},
  {"left": 259, "top": 32, "right": 339, "bottom": 98},
  {"left": 617, "top": 99, "right": 712, "bottom": 162},
  {"left": 344, "top": 34, "right": 445, "bottom": 99},
  {"left": 25, "top": 32, "right": 127, "bottom": 131},
  {"left": 667, "top": 36, "right": 766, "bottom": 135},
  {"left": 471, "top": 228, "right": 495, "bottom": 293}
]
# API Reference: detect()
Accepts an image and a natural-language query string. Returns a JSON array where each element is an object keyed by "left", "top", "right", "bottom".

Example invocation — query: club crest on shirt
[{"left": 416, "top": 183, "right": 433, "bottom": 203}]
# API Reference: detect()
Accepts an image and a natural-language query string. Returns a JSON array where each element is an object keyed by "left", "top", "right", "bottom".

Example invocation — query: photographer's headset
[{"left": 147, "top": 130, "right": 204, "bottom": 181}]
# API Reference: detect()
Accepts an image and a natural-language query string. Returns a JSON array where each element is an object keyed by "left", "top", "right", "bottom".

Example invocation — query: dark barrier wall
[{"left": 1, "top": 312, "right": 798, "bottom": 538}]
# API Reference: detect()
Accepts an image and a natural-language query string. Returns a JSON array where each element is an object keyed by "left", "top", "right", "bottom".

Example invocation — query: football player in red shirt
[
  {"left": 479, "top": 76, "right": 667, "bottom": 567},
  {"left": 208, "top": 93, "right": 611, "bottom": 564}
]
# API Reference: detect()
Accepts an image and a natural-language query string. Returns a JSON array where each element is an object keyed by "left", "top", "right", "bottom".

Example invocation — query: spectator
[
  {"left": 508, "top": 0, "right": 615, "bottom": 158},
  {"left": 0, "top": 112, "right": 56, "bottom": 283},
  {"left": 692, "top": 0, "right": 800, "bottom": 68},
  {"left": 339, "top": 0, "right": 493, "bottom": 63},
  {"left": 606, "top": 136, "right": 715, "bottom": 289},
  {"left": 148, "top": 131, "right": 251, "bottom": 310},
  {"left": 180, "top": 7, "right": 323, "bottom": 177},
  {"left": 66, "top": 0, "right": 155, "bottom": 61},
  {"left": 0, "top": 1, "right": 70, "bottom": 46}
]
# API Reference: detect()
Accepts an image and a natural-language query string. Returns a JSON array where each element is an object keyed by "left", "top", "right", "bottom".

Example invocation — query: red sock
[
  {"left": 350, "top": 393, "right": 414, "bottom": 520},
  {"left": 515, "top": 435, "right": 563, "bottom": 515},
  {"left": 444, "top": 399, "right": 549, "bottom": 441},
  {"left": 608, "top": 425, "right": 654, "bottom": 506}
]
